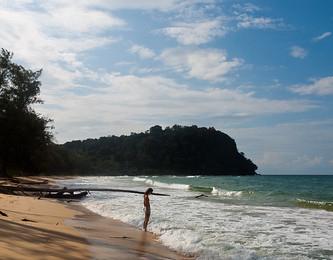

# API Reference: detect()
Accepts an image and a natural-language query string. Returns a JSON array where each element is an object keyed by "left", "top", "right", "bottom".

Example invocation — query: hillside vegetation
[{"left": 50, "top": 125, "right": 258, "bottom": 176}]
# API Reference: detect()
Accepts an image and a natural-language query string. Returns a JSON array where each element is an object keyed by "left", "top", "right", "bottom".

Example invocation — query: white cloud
[
  {"left": 129, "top": 44, "right": 156, "bottom": 59},
  {"left": 87, "top": 0, "right": 182, "bottom": 11},
  {"left": 232, "top": 3, "right": 261, "bottom": 13},
  {"left": 160, "top": 2, "right": 287, "bottom": 39},
  {"left": 313, "top": 32, "right": 332, "bottom": 42},
  {"left": 290, "top": 46, "right": 308, "bottom": 59},
  {"left": 291, "top": 76, "right": 333, "bottom": 96},
  {"left": 232, "top": 2, "right": 287, "bottom": 31},
  {"left": 45, "top": 6, "right": 125, "bottom": 33},
  {"left": 35, "top": 0, "right": 182, "bottom": 12},
  {"left": 236, "top": 14, "right": 285, "bottom": 29},
  {"left": 36, "top": 73, "right": 315, "bottom": 142},
  {"left": 0, "top": 1, "right": 122, "bottom": 96},
  {"left": 40, "top": 0, "right": 215, "bottom": 15},
  {"left": 160, "top": 48, "right": 242, "bottom": 82},
  {"left": 161, "top": 18, "right": 226, "bottom": 45}
]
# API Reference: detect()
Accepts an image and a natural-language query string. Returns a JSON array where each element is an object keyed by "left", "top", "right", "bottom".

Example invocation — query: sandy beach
[
  {"left": 0, "top": 187, "right": 189, "bottom": 260},
  {"left": 0, "top": 193, "right": 91, "bottom": 259}
]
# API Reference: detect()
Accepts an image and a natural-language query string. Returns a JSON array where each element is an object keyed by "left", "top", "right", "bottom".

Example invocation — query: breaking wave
[
  {"left": 132, "top": 177, "right": 190, "bottom": 190},
  {"left": 296, "top": 199, "right": 333, "bottom": 212},
  {"left": 133, "top": 177, "right": 243, "bottom": 198},
  {"left": 211, "top": 187, "right": 243, "bottom": 197}
]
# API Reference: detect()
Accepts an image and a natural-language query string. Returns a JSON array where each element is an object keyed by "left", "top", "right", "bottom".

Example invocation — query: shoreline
[
  {"left": 68, "top": 203, "right": 192, "bottom": 259},
  {"left": 0, "top": 177, "right": 191, "bottom": 259}
]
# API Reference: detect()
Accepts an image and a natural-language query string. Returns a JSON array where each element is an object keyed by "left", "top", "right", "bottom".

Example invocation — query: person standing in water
[{"left": 143, "top": 187, "right": 153, "bottom": 232}]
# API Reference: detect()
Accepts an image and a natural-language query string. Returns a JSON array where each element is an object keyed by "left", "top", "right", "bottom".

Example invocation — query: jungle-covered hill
[{"left": 48, "top": 125, "right": 258, "bottom": 176}]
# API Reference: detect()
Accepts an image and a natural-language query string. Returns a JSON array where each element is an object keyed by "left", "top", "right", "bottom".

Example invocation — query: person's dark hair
[{"left": 145, "top": 188, "right": 153, "bottom": 195}]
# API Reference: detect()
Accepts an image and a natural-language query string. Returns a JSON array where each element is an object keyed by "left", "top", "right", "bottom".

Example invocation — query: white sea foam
[
  {"left": 296, "top": 198, "right": 333, "bottom": 211},
  {"left": 132, "top": 177, "right": 147, "bottom": 182},
  {"left": 296, "top": 198, "right": 333, "bottom": 205},
  {"left": 62, "top": 177, "right": 333, "bottom": 260},
  {"left": 133, "top": 177, "right": 190, "bottom": 190},
  {"left": 148, "top": 180, "right": 190, "bottom": 190},
  {"left": 211, "top": 187, "right": 243, "bottom": 197}
]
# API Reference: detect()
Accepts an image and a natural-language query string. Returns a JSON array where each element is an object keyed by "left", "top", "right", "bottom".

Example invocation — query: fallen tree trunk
[
  {"left": 45, "top": 191, "right": 89, "bottom": 199},
  {"left": 0, "top": 186, "right": 170, "bottom": 196}
]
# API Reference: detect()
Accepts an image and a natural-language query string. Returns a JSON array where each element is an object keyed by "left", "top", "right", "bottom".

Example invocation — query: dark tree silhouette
[
  {"left": 0, "top": 49, "right": 53, "bottom": 177},
  {"left": 60, "top": 125, "right": 258, "bottom": 176}
]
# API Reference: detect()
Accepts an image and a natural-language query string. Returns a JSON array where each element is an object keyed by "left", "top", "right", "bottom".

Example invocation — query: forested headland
[
  {"left": 0, "top": 49, "right": 257, "bottom": 177},
  {"left": 51, "top": 125, "right": 257, "bottom": 176}
]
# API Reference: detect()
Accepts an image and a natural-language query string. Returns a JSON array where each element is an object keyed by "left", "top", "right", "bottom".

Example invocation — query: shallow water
[{"left": 60, "top": 175, "right": 333, "bottom": 259}]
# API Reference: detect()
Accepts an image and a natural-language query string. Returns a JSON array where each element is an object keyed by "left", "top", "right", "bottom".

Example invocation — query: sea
[{"left": 60, "top": 175, "right": 333, "bottom": 260}]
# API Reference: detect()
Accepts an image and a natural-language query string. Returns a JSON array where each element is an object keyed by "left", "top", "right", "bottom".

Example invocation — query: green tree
[{"left": 0, "top": 49, "right": 53, "bottom": 177}]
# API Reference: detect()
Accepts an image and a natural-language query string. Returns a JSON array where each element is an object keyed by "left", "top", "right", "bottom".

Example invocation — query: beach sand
[
  {"left": 0, "top": 189, "right": 190, "bottom": 259},
  {"left": 0, "top": 194, "right": 91, "bottom": 259}
]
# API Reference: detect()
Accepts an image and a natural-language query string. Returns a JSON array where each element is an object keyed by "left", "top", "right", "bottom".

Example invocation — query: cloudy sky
[{"left": 1, "top": 0, "right": 332, "bottom": 174}]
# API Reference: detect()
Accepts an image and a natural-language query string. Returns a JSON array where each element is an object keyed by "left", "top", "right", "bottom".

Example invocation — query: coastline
[{"left": 0, "top": 178, "right": 191, "bottom": 260}]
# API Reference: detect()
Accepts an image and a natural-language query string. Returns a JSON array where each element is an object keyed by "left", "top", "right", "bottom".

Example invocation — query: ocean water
[{"left": 60, "top": 175, "right": 333, "bottom": 260}]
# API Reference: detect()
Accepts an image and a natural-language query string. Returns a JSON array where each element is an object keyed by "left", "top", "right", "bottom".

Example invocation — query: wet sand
[{"left": 69, "top": 205, "right": 191, "bottom": 259}]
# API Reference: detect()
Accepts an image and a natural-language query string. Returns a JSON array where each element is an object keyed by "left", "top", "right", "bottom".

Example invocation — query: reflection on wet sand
[{"left": 137, "top": 231, "right": 148, "bottom": 258}]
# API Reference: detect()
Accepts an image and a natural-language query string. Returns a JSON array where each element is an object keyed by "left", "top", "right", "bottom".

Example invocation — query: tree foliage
[
  {"left": 0, "top": 49, "right": 53, "bottom": 176},
  {"left": 60, "top": 125, "right": 258, "bottom": 175}
]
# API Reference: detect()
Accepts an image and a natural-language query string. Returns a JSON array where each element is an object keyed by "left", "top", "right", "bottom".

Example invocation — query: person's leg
[{"left": 143, "top": 213, "right": 150, "bottom": 231}]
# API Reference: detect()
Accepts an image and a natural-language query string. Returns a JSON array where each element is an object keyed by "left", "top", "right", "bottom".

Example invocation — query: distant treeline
[{"left": 47, "top": 125, "right": 258, "bottom": 176}]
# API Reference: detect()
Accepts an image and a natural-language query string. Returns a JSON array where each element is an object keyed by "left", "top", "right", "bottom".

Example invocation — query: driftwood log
[
  {"left": 0, "top": 186, "right": 170, "bottom": 197},
  {"left": 44, "top": 191, "right": 89, "bottom": 199}
]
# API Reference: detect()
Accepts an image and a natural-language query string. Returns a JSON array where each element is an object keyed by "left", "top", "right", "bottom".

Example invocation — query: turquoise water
[
  {"left": 153, "top": 175, "right": 333, "bottom": 211},
  {"left": 61, "top": 175, "right": 333, "bottom": 259}
]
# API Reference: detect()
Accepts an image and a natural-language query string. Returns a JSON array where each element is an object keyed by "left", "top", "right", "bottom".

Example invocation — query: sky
[{"left": 0, "top": 0, "right": 332, "bottom": 174}]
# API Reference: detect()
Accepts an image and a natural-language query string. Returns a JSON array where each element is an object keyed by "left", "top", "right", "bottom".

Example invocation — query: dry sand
[
  {"left": 0, "top": 194, "right": 90, "bottom": 260},
  {"left": 0, "top": 192, "right": 191, "bottom": 259}
]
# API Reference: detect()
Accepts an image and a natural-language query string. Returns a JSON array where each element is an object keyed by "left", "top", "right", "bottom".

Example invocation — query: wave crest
[
  {"left": 296, "top": 199, "right": 333, "bottom": 211},
  {"left": 133, "top": 177, "right": 190, "bottom": 190},
  {"left": 133, "top": 177, "right": 245, "bottom": 196},
  {"left": 132, "top": 177, "right": 147, "bottom": 182},
  {"left": 211, "top": 187, "right": 243, "bottom": 197}
]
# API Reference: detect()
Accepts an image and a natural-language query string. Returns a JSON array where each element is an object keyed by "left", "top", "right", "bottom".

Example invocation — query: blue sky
[{"left": 0, "top": 0, "right": 332, "bottom": 174}]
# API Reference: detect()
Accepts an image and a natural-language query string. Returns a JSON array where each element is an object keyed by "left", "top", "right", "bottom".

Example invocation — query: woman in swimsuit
[{"left": 143, "top": 187, "right": 153, "bottom": 232}]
